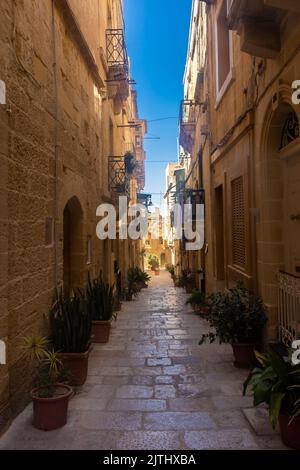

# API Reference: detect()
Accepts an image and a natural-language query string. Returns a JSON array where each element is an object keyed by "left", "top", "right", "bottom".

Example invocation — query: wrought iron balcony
[
  {"left": 179, "top": 100, "right": 197, "bottom": 154},
  {"left": 108, "top": 153, "right": 138, "bottom": 195},
  {"left": 108, "top": 156, "right": 127, "bottom": 195},
  {"left": 106, "top": 29, "right": 129, "bottom": 100}
]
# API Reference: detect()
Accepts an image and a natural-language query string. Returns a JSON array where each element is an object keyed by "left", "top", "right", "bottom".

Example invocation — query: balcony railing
[
  {"left": 106, "top": 29, "right": 129, "bottom": 101},
  {"left": 278, "top": 271, "right": 300, "bottom": 346},
  {"left": 108, "top": 156, "right": 127, "bottom": 195},
  {"left": 106, "top": 29, "right": 128, "bottom": 69}
]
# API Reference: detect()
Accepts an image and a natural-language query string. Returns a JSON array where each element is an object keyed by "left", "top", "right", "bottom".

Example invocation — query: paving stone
[
  {"left": 243, "top": 407, "right": 279, "bottom": 436},
  {"left": 184, "top": 429, "right": 259, "bottom": 450},
  {"left": 147, "top": 357, "right": 172, "bottom": 367},
  {"left": 155, "top": 376, "right": 175, "bottom": 385},
  {"left": 69, "top": 397, "right": 109, "bottom": 411},
  {"left": 116, "top": 431, "right": 183, "bottom": 450},
  {"left": 168, "top": 398, "right": 214, "bottom": 412},
  {"left": 144, "top": 412, "right": 216, "bottom": 430},
  {"left": 116, "top": 385, "right": 154, "bottom": 399},
  {"left": 108, "top": 399, "right": 166, "bottom": 412},
  {"left": 154, "top": 385, "right": 177, "bottom": 399},
  {"left": 79, "top": 411, "right": 142, "bottom": 431},
  {"left": 163, "top": 365, "right": 187, "bottom": 375},
  {"left": 132, "top": 376, "right": 153, "bottom": 386}
]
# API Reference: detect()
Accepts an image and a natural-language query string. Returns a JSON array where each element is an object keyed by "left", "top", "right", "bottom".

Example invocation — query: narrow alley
[{"left": 0, "top": 272, "right": 285, "bottom": 450}]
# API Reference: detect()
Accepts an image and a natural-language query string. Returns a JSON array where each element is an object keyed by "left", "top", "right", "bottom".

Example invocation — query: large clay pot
[
  {"left": 231, "top": 343, "right": 259, "bottom": 368},
  {"left": 193, "top": 305, "right": 211, "bottom": 317},
  {"left": 57, "top": 347, "right": 91, "bottom": 386},
  {"left": 279, "top": 414, "right": 300, "bottom": 449},
  {"left": 92, "top": 320, "right": 111, "bottom": 344},
  {"left": 31, "top": 384, "right": 73, "bottom": 431}
]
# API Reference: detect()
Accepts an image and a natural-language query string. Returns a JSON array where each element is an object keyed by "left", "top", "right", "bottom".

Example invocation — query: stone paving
[{"left": 0, "top": 271, "right": 286, "bottom": 450}]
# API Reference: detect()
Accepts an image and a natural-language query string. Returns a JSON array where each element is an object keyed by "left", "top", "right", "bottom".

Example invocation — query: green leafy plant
[
  {"left": 49, "top": 290, "right": 92, "bottom": 354},
  {"left": 186, "top": 290, "right": 211, "bottom": 307},
  {"left": 181, "top": 269, "right": 196, "bottom": 286},
  {"left": 86, "top": 274, "right": 116, "bottom": 322},
  {"left": 199, "top": 282, "right": 267, "bottom": 345},
  {"left": 148, "top": 254, "right": 159, "bottom": 270},
  {"left": 127, "top": 268, "right": 141, "bottom": 297},
  {"left": 244, "top": 349, "right": 300, "bottom": 429},
  {"left": 22, "top": 336, "right": 68, "bottom": 398},
  {"left": 166, "top": 264, "right": 175, "bottom": 276}
]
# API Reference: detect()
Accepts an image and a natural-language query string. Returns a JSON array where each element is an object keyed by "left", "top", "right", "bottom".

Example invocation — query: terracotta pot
[
  {"left": 31, "top": 383, "right": 73, "bottom": 431},
  {"left": 279, "top": 413, "right": 300, "bottom": 450},
  {"left": 92, "top": 320, "right": 111, "bottom": 343},
  {"left": 57, "top": 347, "right": 91, "bottom": 386},
  {"left": 114, "top": 299, "right": 122, "bottom": 312},
  {"left": 232, "top": 343, "right": 259, "bottom": 369},
  {"left": 193, "top": 305, "right": 210, "bottom": 317},
  {"left": 154, "top": 270, "right": 160, "bottom": 276}
]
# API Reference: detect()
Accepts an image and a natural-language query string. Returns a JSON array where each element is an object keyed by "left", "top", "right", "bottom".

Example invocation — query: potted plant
[
  {"left": 49, "top": 291, "right": 92, "bottom": 386},
  {"left": 126, "top": 268, "right": 140, "bottom": 301},
  {"left": 181, "top": 269, "right": 196, "bottom": 293},
  {"left": 139, "top": 269, "right": 151, "bottom": 288},
  {"left": 148, "top": 254, "right": 159, "bottom": 275},
  {"left": 23, "top": 336, "right": 72, "bottom": 431},
  {"left": 124, "top": 152, "right": 137, "bottom": 175},
  {"left": 166, "top": 264, "right": 177, "bottom": 286},
  {"left": 86, "top": 275, "right": 116, "bottom": 344},
  {"left": 199, "top": 282, "right": 267, "bottom": 368},
  {"left": 186, "top": 290, "right": 211, "bottom": 316},
  {"left": 244, "top": 348, "right": 300, "bottom": 449}
]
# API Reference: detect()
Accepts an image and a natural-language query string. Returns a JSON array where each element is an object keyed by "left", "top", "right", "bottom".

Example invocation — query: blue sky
[{"left": 124, "top": 0, "right": 192, "bottom": 211}]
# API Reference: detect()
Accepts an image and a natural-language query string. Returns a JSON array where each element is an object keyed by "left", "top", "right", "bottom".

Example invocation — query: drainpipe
[
  {"left": 249, "top": 118, "right": 258, "bottom": 295},
  {"left": 51, "top": 0, "right": 59, "bottom": 289}
]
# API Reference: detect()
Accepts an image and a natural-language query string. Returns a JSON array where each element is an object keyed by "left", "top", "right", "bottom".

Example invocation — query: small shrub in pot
[{"left": 199, "top": 282, "right": 267, "bottom": 368}]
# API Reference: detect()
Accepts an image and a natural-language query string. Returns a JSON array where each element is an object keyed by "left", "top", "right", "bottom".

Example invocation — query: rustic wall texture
[{"left": 0, "top": 0, "right": 145, "bottom": 432}]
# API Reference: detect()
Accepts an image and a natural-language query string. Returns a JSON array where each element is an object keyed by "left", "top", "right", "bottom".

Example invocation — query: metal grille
[
  {"left": 280, "top": 112, "right": 299, "bottom": 149},
  {"left": 106, "top": 29, "right": 128, "bottom": 68},
  {"left": 278, "top": 271, "right": 300, "bottom": 346},
  {"left": 231, "top": 176, "right": 246, "bottom": 268},
  {"left": 108, "top": 156, "right": 127, "bottom": 195}
]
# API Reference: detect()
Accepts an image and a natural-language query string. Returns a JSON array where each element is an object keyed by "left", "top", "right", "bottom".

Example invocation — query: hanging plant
[{"left": 124, "top": 152, "right": 137, "bottom": 175}]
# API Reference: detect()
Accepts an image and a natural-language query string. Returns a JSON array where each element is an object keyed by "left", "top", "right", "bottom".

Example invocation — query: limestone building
[
  {"left": 179, "top": 0, "right": 300, "bottom": 342},
  {"left": 0, "top": 0, "right": 146, "bottom": 430}
]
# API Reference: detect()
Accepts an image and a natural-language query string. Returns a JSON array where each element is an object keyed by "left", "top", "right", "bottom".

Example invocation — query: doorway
[{"left": 63, "top": 196, "right": 84, "bottom": 295}]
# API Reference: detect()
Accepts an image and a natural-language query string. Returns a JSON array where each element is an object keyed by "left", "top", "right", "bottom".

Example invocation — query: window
[
  {"left": 231, "top": 177, "right": 246, "bottom": 269},
  {"left": 86, "top": 236, "right": 92, "bottom": 265},
  {"left": 215, "top": 0, "right": 233, "bottom": 101}
]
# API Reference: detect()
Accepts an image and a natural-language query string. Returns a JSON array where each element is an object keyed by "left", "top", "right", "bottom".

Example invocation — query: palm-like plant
[
  {"left": 86, "top": 275, "right": 116, "bottom": 322},
  {"left": 49, "top": 290, "right": 92, "bottom": 354}
]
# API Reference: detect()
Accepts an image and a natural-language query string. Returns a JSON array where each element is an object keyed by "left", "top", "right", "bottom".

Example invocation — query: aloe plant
[
  {"left": 49, "top": 290, "right": 92, "bottom": 354},
  {"left": 86, "top": 275, "right": 116, "bottom": 322}
]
